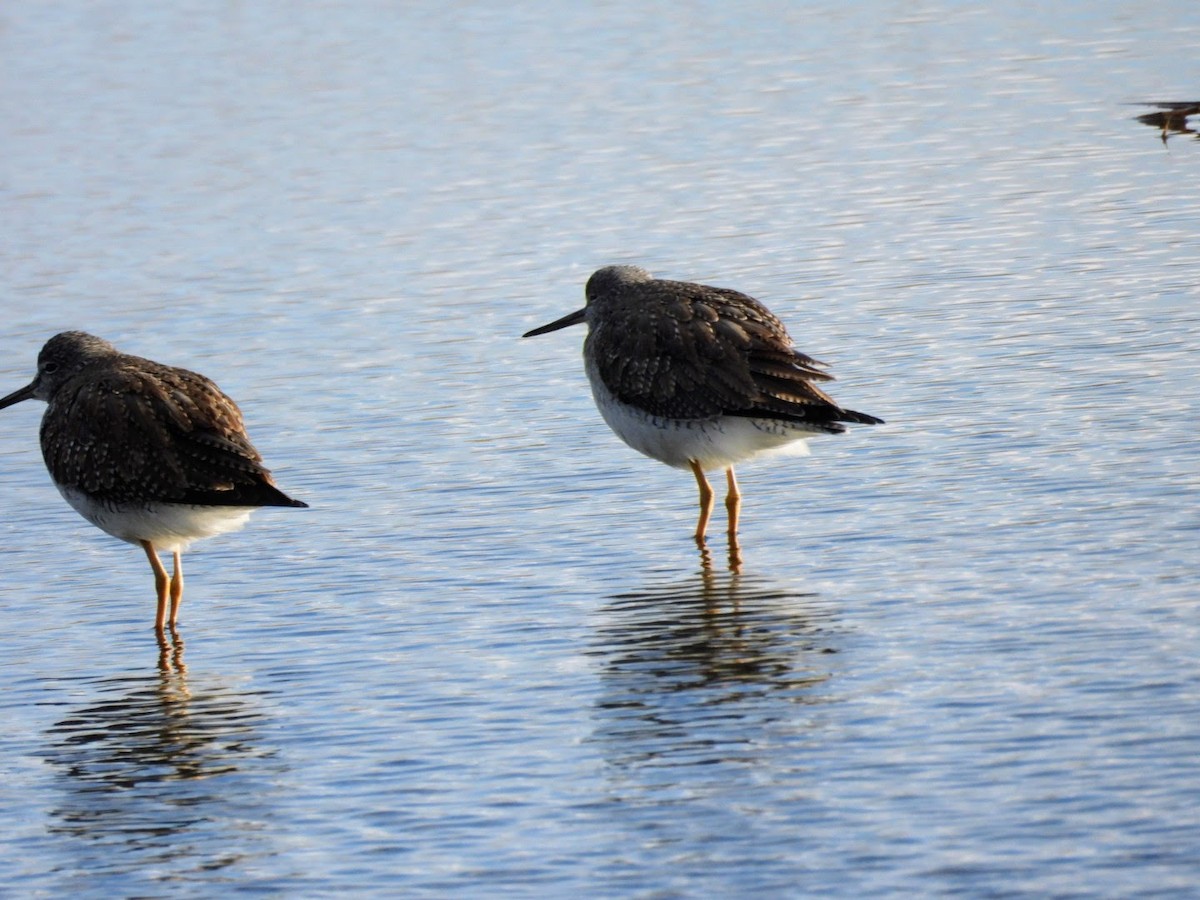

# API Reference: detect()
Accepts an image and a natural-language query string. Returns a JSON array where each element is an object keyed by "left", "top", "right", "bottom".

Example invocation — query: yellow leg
[
  {"left": 141, "top": 540, "right": 170, "bottom": 634},
  {"left": 724, "top": 467, "right": 742, "bottom": 537},
  {"left": 169, "top": 551, "right": 184, "bottom": 629},
  {"left": 689, "top": 460, "right": 715, "bottom": 542},
  {"left": 724, "top": 467, "right": 743, "bottom": 572}
]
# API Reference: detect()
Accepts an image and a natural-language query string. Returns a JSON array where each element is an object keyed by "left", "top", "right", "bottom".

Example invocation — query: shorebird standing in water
[
  {"left": 523, "top": 265, "right": 881, "bottom": 547},
  {"left": 0, "top": 331, "right": 307, "bottom": 636}
]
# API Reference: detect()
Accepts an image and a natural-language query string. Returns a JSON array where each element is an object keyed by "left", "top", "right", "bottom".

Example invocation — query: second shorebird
[
  {"left": 0, "top": 331, "right": 307, "bottom": 635},
  {"left": 523, "top": 265, "right": 882, "bottom": 542}
]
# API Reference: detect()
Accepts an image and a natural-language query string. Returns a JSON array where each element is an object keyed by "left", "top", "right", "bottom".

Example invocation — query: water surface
[{"left": 2, "top": 1, "right": 1199, "bottom": 896}]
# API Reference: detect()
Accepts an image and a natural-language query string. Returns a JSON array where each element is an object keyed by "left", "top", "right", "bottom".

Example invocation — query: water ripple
[
  {"left": 40, "top": 657, "right": 286, "bottom": 894},
  {"left": 587, "top": 571, "right": 839, "bottom": 772}
]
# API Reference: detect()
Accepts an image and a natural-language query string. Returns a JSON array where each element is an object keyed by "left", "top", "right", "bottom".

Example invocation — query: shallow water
[{"left": 2, "top": 1, "right": 1199, "bottom": 896}]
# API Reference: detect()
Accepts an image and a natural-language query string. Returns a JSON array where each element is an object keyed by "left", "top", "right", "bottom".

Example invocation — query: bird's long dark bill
[
  {"left": 0, "top": 382, "right": 35, "bottom": 410},
  {"left": 522, "top": 307, "right": 587, "bottom": 338}
]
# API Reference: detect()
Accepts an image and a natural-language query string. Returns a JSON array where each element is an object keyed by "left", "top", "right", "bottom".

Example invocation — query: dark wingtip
[
  {"left": 842, "top": 409, "right": 884, "bottom": 426},
  {"left": 179, "top": 482, "right": 310, "bottom": 508},
  {"left": 263, "top": 487, "right": 309, "bottom": 508}
]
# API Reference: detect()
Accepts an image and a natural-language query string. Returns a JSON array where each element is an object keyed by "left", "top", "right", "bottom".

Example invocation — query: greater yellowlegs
[
  {"left": 523, "top": 265, "right": 882, "bottom": 541},
  {"left": 0, "top": 331, "right": 307, "bottom": 634}
]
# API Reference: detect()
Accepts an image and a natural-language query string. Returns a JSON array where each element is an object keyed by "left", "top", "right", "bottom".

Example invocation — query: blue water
[{"left": 2, "top": 1, "right": 1199, "bottom": 896}]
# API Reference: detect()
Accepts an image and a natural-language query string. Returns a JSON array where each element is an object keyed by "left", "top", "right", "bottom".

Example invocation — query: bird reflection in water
[
  {"left": 157, "top": 627, "right": 186, "bottom": 674},
  {"left": 43, "top": 659, "right": 280, "bottom": 882},
  {"left": 700, "top": 529, "right": 743, "bottom": 575},
  {"left": 587, "top": 565, "right": 839, "bottom": 771},
  {"left": 1133, "top": 101, "right": 1200, "bottom": 145}
]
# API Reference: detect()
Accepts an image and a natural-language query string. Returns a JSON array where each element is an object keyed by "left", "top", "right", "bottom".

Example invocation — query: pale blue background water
[{"left": 2, "top": 2, "right": 1198, "bottom": 896}]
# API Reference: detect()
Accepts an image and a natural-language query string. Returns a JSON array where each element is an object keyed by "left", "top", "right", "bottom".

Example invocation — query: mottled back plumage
[
  {"left": 24, "top": 332, "right": 303, "bottom": 508},
  {"left": 581, "top": 265, "right": 881, "bottom": 432}
]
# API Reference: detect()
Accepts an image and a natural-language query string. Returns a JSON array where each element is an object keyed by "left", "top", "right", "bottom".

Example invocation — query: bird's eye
[{"left": 42, "top": 362, "right": 59, "bottom": 374}]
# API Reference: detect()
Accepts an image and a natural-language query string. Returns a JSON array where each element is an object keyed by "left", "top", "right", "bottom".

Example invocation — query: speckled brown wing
[
  {"left": 587, "top": 279, "right": 759, "bottom": 419},
  {"left": 589, "top": 279, "right": 879, "bottom": 431},
  {"left": 40, "top": 359, "right": 301, "bottom": 507}
]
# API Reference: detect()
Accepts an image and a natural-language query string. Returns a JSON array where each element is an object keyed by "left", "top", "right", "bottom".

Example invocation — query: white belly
[
  {"left": 585, "top": 363, "right": 818, "bottom": 471},
  {"left": 57, "top": 485, "right": 256, "bottom": 551}
]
